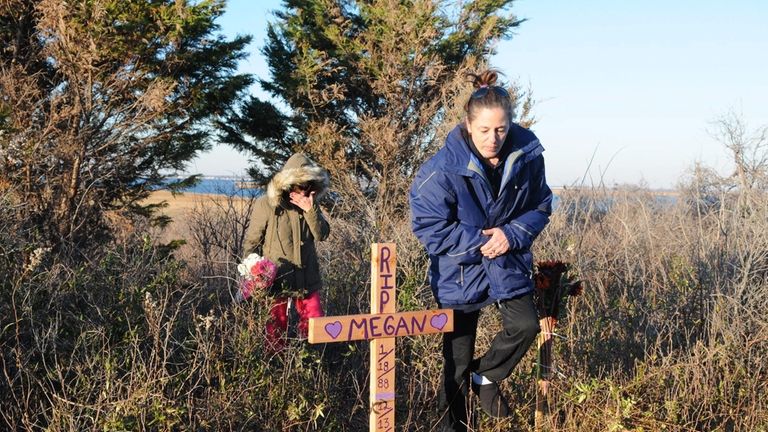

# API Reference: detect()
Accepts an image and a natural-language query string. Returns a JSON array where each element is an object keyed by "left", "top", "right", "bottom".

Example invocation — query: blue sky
[{"left": 185, "top": 0, "right": 768, "bottom": 189}]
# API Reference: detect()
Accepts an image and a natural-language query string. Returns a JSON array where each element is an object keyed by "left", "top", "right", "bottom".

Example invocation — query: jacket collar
[
  {"left": 442, "top": 124, "right": 544, "bottom": 179},
  {"left": 266, "top": 153, "right": 330, "bottom": 208}
]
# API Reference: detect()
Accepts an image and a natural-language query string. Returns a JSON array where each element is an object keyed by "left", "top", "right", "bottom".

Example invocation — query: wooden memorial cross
[{"left": 308, "top": 243, "right": 454, "bottom": 432}]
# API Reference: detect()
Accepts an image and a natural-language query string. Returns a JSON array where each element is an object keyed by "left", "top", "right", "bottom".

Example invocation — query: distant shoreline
[
  {"left": 143, "top": 185, "right": 679, "bottom": 233},
  {"left": 169, "top": 177, "right": 680, "bottom": 197},
  {"left": 142, "top": 190, "right": 253, "bottom": 222},
  {"left": 550, "top": 186, "right": 678, "bottom": 196}
]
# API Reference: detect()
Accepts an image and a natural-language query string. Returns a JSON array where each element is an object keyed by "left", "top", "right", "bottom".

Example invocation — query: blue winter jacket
[{"left": 410, "top": 124, "right": 553, "bottom": 307}]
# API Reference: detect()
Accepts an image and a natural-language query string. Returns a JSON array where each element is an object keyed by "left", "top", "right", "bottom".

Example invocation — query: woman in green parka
[{"left": 248, "top": 153, "right": 331, "bottom": 350}]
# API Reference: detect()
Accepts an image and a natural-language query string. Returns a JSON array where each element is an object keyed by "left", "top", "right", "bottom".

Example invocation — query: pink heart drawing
[
  {"left": 430, "top": 313, "right": 448, "bottom": 331},
  {"left": 325, "top": 321, "right": 343, "bottom": 339}
]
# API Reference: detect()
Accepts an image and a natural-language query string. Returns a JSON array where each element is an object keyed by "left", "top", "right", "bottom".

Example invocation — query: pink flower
[
  {"left": 250, "top": 259, "right": 276, "bottom": 290},
  {"left": 237, "top": 254, "right": 278, "bottom": 301},
  {"left": 240, "top": 279, "right": 255, "bottom": 300}
]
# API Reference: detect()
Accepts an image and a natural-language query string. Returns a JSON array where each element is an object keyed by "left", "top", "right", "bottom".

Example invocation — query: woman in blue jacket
[{"left": 410, "top": 70, "right": 552, "bottom": 431}]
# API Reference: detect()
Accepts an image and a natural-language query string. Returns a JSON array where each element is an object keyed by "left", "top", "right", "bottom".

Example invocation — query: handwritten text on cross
[{"left": 308, "top": 244, "right": 453, "bottom": 432}]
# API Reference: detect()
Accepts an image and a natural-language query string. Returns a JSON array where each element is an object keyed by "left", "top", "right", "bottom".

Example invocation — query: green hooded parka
[{"left": 248, "top": 153, "right": 330, "bottom": 297}]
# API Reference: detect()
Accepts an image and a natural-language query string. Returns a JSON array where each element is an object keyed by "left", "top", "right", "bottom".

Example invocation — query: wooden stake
[{"left": 535, "top": 316, "right": 556, "bottom": 431}]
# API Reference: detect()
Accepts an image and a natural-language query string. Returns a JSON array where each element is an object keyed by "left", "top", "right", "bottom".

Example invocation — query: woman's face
[
  {"left": 291, "top": 183, "right": 311, "bottom": 197},
  {"left": 465, "top": 107, "right": 510, "bottom": 163}
]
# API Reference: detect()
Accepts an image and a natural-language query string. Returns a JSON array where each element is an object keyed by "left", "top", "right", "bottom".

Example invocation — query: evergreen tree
[
  {"left": 220, "top": 0, "right": 532, "bottom": 233},
  {"left": 0, "top": 0, "right": 251, "bottom": 248}
]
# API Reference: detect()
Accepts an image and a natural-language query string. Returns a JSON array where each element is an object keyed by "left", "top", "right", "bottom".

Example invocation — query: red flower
[
  {"left": 533, "top": 260, "right": 584, "bottom": 319},
  {"left": 568, "top": 281, "right": 584, "bottom": 297},
  {"left": 534, "top": 260, "right": 569, "bottom": 291},
  {"left": 536, "top": 260, "right": 568, "bottom": 273},
  {"left": 534, "top": 272, "right": 551, "bottom": 290}
]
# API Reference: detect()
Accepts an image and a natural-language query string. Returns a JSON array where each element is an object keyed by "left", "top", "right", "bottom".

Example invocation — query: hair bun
[
  {"left": 462, "top": 69, "right": 513, "bottom": 121},
  {"left": 467, "top": 69, "right": 500, "bottom": 89}
]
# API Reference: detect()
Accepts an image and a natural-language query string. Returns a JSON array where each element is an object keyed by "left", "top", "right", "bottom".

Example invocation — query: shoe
[{"left": 471, "top": 380, "right": 511, "bottom": 418}]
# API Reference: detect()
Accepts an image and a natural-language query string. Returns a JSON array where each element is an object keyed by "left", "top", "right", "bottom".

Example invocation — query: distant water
[
  {"left": 171, "top": 178, "right": 569, "bottom": 204},
  {"left": 164, "top": 177, "right": 263, "bottom": 197},
  {"left": 162, "top": 179, "right": 685, "bottom": 226}
]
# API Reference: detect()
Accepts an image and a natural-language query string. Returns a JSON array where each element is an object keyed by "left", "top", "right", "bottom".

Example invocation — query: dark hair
[
  {"left": 463, "top": 69, "right": 514, "bottom": 122},
  {"left": 290, "top": 182, "right": 313, "bottom": 193}
]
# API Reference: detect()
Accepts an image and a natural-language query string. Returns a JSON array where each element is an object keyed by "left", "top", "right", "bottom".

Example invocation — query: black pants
[{"left": 438, "top": 294, "right": 540, "bottom": 432}]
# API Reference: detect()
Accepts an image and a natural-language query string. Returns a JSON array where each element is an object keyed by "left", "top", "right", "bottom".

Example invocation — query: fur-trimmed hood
[{"left": 266, "top": 153, "right": 330, "bottom": 208}]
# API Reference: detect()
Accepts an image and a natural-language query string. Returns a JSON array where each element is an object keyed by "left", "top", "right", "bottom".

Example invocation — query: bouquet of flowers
[
  {"left": 532, "top": 260, "right": 584, "bottom": 427},
  {"left": 235, "top": 253, "right": 277, "bottom": 302},
  {"left": 533, "top": 260, "right": 583, "bottom": 320}
]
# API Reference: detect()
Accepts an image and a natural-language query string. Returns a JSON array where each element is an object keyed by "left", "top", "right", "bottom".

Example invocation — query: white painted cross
[{"left": 308, "top": 243, "right": 454, "bottom": 432}]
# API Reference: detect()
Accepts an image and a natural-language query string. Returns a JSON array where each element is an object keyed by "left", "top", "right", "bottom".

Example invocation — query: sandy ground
[
  {"left": 142, "top": 190, "right": 214, "bottom": 220},
  {"left": 143, "top": 190, "right": 255, "bottom": 216},
  {"left": 141, "top": 191, "right": 255, "bottom": 241}
]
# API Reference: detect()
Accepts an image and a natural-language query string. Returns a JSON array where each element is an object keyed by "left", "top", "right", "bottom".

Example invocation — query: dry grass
[
  {"left": 142, "top": 191, "right": 209, "bottom": 221},
  {"left": 3, "top": 180, "right": 768, "bottom": 431},
  {"left": 141, "top": 191, "right": 255, "bottom": 243}
]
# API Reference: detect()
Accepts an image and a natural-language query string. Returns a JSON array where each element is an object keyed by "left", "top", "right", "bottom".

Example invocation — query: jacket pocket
[
  {"left": 516, "top": 250, "right": 533, "bottom": 275},
  {"left": 447, "top": 246, "right": 482, "bottom": 265},
  {"left": 492, "top": 249, "right": 532, "bottom": 275},
  {"left": 434, "top": 257, "right": 484, "bottom": 305},
  {"left": 487, "top": 250, "right": 533, "bottom": 299}
]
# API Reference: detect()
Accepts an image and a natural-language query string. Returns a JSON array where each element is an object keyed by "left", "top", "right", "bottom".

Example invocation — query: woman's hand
[
  {"left": 480, "top": 227, "right": 510, "bottom": 258},
  {"left": 289, "top": 190, "right": 315, "bottom": 212}
]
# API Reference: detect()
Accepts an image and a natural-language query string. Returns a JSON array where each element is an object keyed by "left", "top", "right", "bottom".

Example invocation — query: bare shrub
[
  {"left": 5, "top": 105, "right": 768, "bottom": 431},
  {"left": 5, "top": 181, "right": 768, "bottom": 430},
  {"left": 534, "top": 175, "right": 768, "bottom": 430}
]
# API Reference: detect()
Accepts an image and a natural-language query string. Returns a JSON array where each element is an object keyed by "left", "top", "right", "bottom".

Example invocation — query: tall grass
[
  {"left": 2, "top": 178, "right": 767, "bottom": 430},
  {"left": 534, "top": 182, "right": 768, "bottom": 431}
]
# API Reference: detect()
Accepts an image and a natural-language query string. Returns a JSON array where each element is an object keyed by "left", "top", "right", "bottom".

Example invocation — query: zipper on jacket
[
  {"left": 447, "top": 244, "right": 481, "bottom": 257},
  {"left": 417, "top": 171, "right": 437, "bottom": 190},
  {"left": 467, "top": 157, "right": 494, "bottom": 204},
  {"left": 512, "top": 221, "right": 534, "bottom": 237}
]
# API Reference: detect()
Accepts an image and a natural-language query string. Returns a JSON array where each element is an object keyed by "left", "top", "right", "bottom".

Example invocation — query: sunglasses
[
  {"left": 470, "top": 85, "right": 510, "bottom": 99},
  {"left": 292, "top": 183, "right": 312, "bottom": 192}
]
